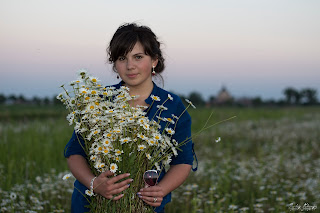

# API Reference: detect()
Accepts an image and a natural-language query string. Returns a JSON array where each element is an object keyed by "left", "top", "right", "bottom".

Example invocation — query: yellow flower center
[
  {"left": 82, "top": 91, "right": 87, "bottom": 94},
  {"left": 85, "top": 97, "right": 90, "bottom": 100},
  {"left": 91, "top": 90, "right": 97, "bottom": 95},
  {"left": 90, "top": 106, "right": 94, "bottom": 110},
  {"left": 92, "top": 78, "right": 97, "bottom": 82}
]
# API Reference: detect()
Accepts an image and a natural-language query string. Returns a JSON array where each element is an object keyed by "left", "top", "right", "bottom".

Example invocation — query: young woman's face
[{"left": 115, "top": 42, "right": 158, "bottom": 89}]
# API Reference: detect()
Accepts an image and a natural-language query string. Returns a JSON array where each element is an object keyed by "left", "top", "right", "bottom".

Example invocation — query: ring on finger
[{"left": 153, "top": 197, "right": 157, "bottom": 203}]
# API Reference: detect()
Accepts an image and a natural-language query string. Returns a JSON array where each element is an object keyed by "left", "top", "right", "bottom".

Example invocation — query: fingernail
[
  {"left": 127, "top": 184, "right": 130, "bottom": 187},
  {"left": 136, "top": 192, "right": 141, "bottom": 195},
  {"left": 140, "top": 189, "right": 143, "bottom": 192},
  {"left": 130, "top": 179, "right": 134, "bottom": 182}
]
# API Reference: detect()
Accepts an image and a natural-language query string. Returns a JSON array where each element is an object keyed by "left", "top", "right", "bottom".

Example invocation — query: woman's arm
[
  {"left": 138, "top": 164, "right": 191, "bottom": 206},
  {"left": 67, "top": 155, "right": 133, "bottom": 200}
]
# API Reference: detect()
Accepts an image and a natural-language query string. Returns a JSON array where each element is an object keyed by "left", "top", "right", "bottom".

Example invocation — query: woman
[{"left": 65, "top": 23, "right": 196, "bottom": 212}]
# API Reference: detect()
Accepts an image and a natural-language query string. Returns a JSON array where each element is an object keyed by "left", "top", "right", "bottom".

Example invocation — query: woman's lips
[{"left": 127, "top": 74, "right": 138, "bottom": 78}]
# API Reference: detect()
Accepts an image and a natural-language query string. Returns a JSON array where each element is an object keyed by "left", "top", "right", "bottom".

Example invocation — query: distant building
[
  {"left": 215, "top": 86, "right": 233, "bottom": 104},
  {"left": 206, "top": 86, "right": 233, "bottom": 107}
]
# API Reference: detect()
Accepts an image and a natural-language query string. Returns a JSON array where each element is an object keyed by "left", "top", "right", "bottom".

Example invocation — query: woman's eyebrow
[{"left": 131, "top": 52, "right": 145, "bottom": 55}]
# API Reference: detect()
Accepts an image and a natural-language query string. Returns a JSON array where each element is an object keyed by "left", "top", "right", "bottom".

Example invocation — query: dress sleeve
[
  {"left": 170, "top": 110, "right": 194, "bottom": 166},
  {"left": 64, "top": 131, "right": 87, "bottom": 158}
]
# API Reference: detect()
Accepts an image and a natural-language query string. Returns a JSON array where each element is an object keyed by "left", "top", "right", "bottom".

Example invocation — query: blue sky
[{"left": 1, "top": 0, "right": 319, "bottom": 100}]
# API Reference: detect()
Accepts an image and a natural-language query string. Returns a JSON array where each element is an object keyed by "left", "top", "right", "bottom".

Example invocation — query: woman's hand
[
  {"left": 93, "top": 171, "right": 133, "bottom": 200},
  {"left": 137, "top": 185, "right": 165, "bottom": 207}
]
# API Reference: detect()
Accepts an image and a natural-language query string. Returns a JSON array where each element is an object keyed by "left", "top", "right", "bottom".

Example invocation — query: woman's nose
[{"left": 126, "top": 59, "right": 135, "bottom": 70}]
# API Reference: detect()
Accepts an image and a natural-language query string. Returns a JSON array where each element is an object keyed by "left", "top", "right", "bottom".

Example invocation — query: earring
[{"left": 152, "top": 66, "right": 156, "bottom": 76}]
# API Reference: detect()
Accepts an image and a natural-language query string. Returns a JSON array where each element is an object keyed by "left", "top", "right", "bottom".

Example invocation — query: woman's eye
[
  {"left": 135, "top": 55, "right": 143, "bottom": 59},
  {"left": 118, "top": 56, "right": 125, "bottom": 61}
]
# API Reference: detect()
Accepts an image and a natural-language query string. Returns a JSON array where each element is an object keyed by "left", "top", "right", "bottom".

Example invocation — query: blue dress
[{"left": 64, "top": 82, "right": 196, "bottom": 212}]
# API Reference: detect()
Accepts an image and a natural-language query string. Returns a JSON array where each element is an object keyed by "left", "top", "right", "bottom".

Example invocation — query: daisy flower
[
  {"left": 165, "top": 128, "right": 175, "bottom": 135},
  {"left": 185, "top": 99, "right": 196, "bottom": 109},
  {"left": 120, "top": 137, "right": 131, "bottom": 144},
  {"left": 138, "top": 133, "right": 147, "bottom": 140},
  {"left": 142, "top": 124, "right": 150, "bottom": 130},
  {"left": 85, "top": 189, "right": 94, "bottom": 197},
  {"left": 164, "top": 117, "right": 175, "bottom": 124},
  {"left": 77, "top": 69, "right": 88, "bottom": 76},
  {"left": 171, "top": 114, "right": 179, "bottom": 120},
  {"left": 155, "top": 162, "right": 161, "bottom": 171},
  {"left": 168, "top": 94, "right": 173, "bottom": 101},
  {"left": 151, "top": 95, "right": 161, "bottom": 101},
  {"left": 157, "top": 105, "right": 168, "bottom": 111},
  {"left": 148, "top": 139, "right": 156, "bottom": 146},
  {"left": 153, "top": 133, "right": 162, "bottom": 141},
  {"left": 62, "top": 173, "right": 73, "bottom": 180},
  {"left": 10, "top": 192, "right": 17, "bottom": 200},
  {"left": 114, "top": 149, "right": 123, "bottom": 156},
  {"left": 172, "top": 139, "right": 178, "bottom": 146},
  {"left": 146, "top": 153, "right": 151, "bottom": 160},
  {"left": 90, "top": 155, "right": 97, "bottom": 161},
  {"left": 138, "top": 144, "right": 146, "bottom": 151},
  {"left": 171, "top": 147, "right": 178, "bottom": 156},
  {"left": 103, "top": 139, "right": 111, "bottom": 146},
  {"left": 215, "top": 137, "right": 221, "bottom": 143},
  {"left": 115, "top": 156, "right": 122, "bottom": 162},
  {"left": 90, "top": 76, "right": 99, "bottom": 83},
  {"left": 110, "top": 163, "right": 118, "bottom": 173}
]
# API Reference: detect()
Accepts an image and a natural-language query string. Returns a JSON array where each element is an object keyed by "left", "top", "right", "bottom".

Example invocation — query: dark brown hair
[{"left": 107, "top": 23, "right": 165, "bottom": 74}]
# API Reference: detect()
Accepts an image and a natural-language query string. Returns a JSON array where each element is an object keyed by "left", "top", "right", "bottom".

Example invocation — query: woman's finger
[
  {"left": 108, "top": 173, "right": 131, "bottom": 184},
  {"left": 109, "top": 181, "right": 131, "bottom": 195},
  {"left": 140, "top": 196, "right": 162, "bottom": 207}
]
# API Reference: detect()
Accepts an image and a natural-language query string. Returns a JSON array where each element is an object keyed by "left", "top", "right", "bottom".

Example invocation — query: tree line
[{"left": 0, "top": 87, "right": 318, "bottom": 107}]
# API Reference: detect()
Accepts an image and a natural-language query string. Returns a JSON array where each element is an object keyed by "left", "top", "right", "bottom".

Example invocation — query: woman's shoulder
[
  {"left": 156, "top": 85, "right": 184, "bottom": 106},
  {"left": 155, "top": 85, "right": 191, "bottom": 121}
]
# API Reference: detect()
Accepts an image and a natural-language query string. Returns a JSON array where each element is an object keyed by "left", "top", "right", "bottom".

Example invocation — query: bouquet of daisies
[{"left": 57, "top": 70, "right": 195, "bottom": 212}]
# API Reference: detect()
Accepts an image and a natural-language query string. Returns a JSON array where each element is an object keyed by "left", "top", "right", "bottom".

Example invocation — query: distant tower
[{"left": 216, "top": 86, "right": 233, "bottom": 104}]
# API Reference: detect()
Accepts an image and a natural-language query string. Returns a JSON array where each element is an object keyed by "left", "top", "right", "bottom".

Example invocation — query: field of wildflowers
[{"left": 0, "top": 105, "right": 319, "bottom": 212}]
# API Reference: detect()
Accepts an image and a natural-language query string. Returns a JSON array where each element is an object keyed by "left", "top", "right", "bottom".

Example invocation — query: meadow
[{"left": 0, "top": 105, "right": 319, "bottom": 212}]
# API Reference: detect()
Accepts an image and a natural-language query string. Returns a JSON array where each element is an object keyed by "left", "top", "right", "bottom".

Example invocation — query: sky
[{"left": 1, "top": 0, "right": 320, "bottom": 100}]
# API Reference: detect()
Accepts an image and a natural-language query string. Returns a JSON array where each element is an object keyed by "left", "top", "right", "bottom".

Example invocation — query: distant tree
[
  {"left": 32, "top": 96, "right": 42, "bottom": 105},
  {"left": 0, "top": 94, "right": 6, "bottom": 104},
  {"left": 8, "top": 94, "right": 17, "bottom": 104},
  {"left": 188, "top": 91, "right": 205, "bottom": 107},
  {"left": 18, "top": 94, "right": 26, "bottom": 103},
  {"left": 43, "top": 97, "right": 51, "bottom": 105},
  {"left": 301, "top": 88, "right": 318, "bottom": 105},
  {"left": 252, "top": 96, "right": 263, "bottom": 107},
  {"left": 208, "top": 95, "right": 216, "bottom": 103},
  {"left": 293, "top": 91, "right": 302, "bottom": 105},
  {"left": 283, "top": 87, "right": 298, "bottom": 105}
]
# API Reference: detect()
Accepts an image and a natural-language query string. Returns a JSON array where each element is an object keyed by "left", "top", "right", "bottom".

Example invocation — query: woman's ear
[{"left": 152, "top": 58, "right": 159, "bottom": 68}]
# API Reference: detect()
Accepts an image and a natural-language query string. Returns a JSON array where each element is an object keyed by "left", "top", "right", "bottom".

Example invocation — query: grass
[{"left": 0, "top": 105, "right": 319, "bottom": 212}]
